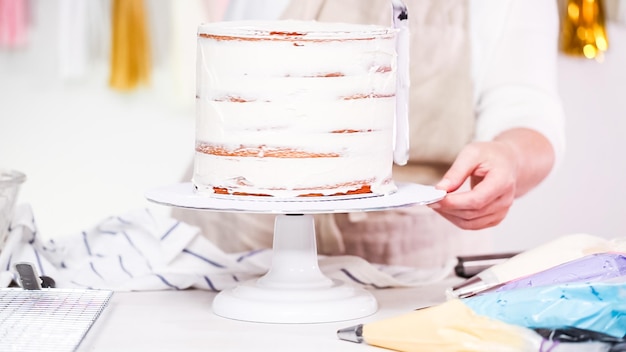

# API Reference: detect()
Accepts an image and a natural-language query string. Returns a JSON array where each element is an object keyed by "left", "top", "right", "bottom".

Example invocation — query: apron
[{"left": 173, "top": 0, "right": 492, "bottom": 270}]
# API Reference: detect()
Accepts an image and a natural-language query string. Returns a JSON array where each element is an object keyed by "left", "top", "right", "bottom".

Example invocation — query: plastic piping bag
[
  {"left": 482, "top": 252, "right": 626, "bottom": 294},
  {"left": 463, "top": 281, "right": 626, "bottom": 338}
]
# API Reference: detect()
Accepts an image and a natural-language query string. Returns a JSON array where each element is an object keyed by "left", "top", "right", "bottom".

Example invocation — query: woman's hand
[{"left": 428, "top": 128, "right": 555, "bottom": 230}]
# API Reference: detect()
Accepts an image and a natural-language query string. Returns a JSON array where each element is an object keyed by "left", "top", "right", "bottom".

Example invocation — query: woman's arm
[
  {"left": 429, "top": 127, "right": 555, "bottom": 229},
  {"left": 429, "top": 0, "right": 565, "bottom": 230}
]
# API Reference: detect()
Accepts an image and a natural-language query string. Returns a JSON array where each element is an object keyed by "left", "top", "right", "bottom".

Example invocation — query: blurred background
[{"left": 0, "top": 0, "right": 624, "bottom": 253}]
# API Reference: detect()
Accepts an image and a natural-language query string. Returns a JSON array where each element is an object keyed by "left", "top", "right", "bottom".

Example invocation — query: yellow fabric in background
[{"left": 109, "top": 0, "right": 151, "bottom": 90}]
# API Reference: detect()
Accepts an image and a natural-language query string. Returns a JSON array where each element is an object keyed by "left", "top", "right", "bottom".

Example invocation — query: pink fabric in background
[
  {"left": 204, "top": 0, "right": 230, "bottom": 21},
  {"left": 0, "top": 0, "right": 29, "bottom": 48}
]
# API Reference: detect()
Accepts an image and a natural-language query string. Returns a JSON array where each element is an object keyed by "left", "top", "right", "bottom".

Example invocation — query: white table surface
[{"left": 80, "top": 277, "right": 462, "bottom": 352}]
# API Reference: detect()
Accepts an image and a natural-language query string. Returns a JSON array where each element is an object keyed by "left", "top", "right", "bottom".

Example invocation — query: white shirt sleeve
[{"left": 470, "top": 0, "right": 566, "bottom": 165}]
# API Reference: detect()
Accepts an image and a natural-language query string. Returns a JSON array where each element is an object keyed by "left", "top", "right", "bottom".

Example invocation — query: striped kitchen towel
[{"left": 0, "top": 204, "right": 455, "bottom": 291}]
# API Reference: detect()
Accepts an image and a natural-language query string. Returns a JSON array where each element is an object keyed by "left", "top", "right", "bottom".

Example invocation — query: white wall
[
  {"left": 493, "top": 24, "right": 626, "bottom": 251},
  {"left": 1, "top": 2, "right": 625, "bottom": 252},
  {"left": 0, "top": 1, "right": 195, "bottom": 238}
]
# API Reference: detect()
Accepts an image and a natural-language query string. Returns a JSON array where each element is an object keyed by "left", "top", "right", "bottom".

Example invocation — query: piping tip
[
  {"left": 337, "top": 324, "right": 364, "bottom": 344},
  {"left": 449, "top": 275, "right": 495, "bottom": 299}
]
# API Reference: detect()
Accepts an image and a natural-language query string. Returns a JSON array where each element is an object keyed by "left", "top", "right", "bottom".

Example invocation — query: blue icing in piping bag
[{"left": 462, "top": 280, "right": 626, "bottom": 338}]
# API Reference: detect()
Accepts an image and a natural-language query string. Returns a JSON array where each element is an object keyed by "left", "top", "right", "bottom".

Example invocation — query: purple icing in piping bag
[{"left": 485, "top": 252, "right": 626, "bottom": 293}]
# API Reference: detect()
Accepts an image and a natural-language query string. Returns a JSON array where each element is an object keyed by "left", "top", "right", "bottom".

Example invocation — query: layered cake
[{"left": 194, "top": 20, "right": 398, "bottom": 198}]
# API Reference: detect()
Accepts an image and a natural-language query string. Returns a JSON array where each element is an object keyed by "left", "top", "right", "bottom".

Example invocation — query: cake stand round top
[{"left": 145, "top": 182, "right": 446, "bottom": 214}]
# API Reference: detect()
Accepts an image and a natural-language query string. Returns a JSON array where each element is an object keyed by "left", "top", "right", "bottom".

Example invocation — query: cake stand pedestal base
[
  {"left": 212, "top": 214, "right": 377, "bottom": 324},
  {"left": 145, "top": 182, "right": 446, "bottom": 324}
]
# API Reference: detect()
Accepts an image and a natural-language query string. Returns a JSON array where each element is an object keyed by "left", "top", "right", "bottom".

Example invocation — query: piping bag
[
  {"left": 338, "top": 281, "right": 626, "bottom": 351},
  {"left": 450, "top": 233, "right": 626, "bottom": 298},
  {"left": 481, "top": 252, "right": 626, "bottom": 295},
  {"left": 338, "top": 299, "right": 544, "bottom": 351},
  {"left": 463, "top": 280, "right": 626, "bottom": 338},
  {"left": 337, "top": 235, "right": 626, "bottom": 351}
]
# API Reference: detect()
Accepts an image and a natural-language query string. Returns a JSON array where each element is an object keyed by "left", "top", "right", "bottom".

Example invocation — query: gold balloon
[{"left": 560, "top": 0, "right": 609, "bottom": 60}]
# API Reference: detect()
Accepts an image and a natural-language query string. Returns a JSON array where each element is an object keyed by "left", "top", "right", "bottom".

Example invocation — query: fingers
[
  {"left": 432, "top": 191, "right": 514, "bottom": 230},
  {"left": 428, "top": 141, "right": 520, "bottom": 230},
  {"left": 438, "top": 170, "right": 514, "bottom": 210},
  {"left": 429, "top": 155, "right": 516, "bottom": 229},
  {"left": 435, "top": 144, "right": 484, "bottom": 192},
  {"left": 436, "top": 207, "right": 508, "bottom": 229}
]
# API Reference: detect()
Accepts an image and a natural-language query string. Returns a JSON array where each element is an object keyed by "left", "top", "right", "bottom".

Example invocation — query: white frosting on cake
[{"left": 194, "top": 20, "right": 398, "bottom": 197}]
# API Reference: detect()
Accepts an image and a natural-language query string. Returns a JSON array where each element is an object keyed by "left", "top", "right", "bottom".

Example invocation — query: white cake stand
[{"left": 145, "top": 182, "right": 445, "bottom": 324}]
